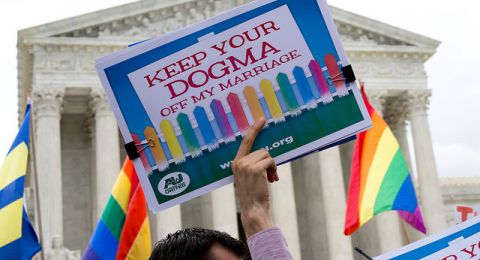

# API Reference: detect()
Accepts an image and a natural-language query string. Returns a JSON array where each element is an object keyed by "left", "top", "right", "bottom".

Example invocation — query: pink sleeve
[{"left": 247, "top": 227, "right": 294, "bottom": 260}]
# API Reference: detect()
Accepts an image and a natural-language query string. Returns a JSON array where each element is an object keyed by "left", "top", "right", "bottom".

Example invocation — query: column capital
[
  {"left": 366, "top": 89, "right": 388, "bottom": 114},
  {"left": 406, "top": 89, "right": 432, "bottom": 117},
  {"left": 89, "top": 88, "right": 113, "bottom": 118},
  {"left": 32, "top": 88, "right": 65, "bottom": 120},
  {"left": 384, "top": 96, "right": 409, "bottom": 130}
]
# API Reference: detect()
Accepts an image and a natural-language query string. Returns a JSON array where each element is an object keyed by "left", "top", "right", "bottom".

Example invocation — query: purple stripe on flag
[{"left": 398, "top": 207, "right": 427, "bottom": 234}]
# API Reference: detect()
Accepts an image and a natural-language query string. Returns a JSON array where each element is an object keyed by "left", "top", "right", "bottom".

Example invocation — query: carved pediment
[
  {"left": 335, "top": 21, "right": 412, "bottom": 46},
  {"left": 53, "top": 0, "right": 248, "bottom": 39},
  {"left": 43, "top": 0, "right": 432, "bottom": 48}
]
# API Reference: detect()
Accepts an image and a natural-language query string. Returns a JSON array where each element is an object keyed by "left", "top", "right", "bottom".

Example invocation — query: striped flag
[
  {"left": 83, "top": 159, "right": 151, "bottom": 259},
  {"left": 0, "top": 102, "right": 41, "bottom": 258},
  {"left": 344, "top": 85, "right": 426, "bottom": 235}
]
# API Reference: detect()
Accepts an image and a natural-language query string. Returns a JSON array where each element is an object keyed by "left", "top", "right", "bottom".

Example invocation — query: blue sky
[{"left": 0, "top": 0, "right": 478, "bottom": 177}]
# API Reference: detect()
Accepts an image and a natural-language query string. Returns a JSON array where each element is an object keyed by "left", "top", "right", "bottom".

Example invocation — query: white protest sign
[
  {"left": 375, "top": 216, "right": 480, "bottom": 259},
  {"left": 421, "top": 233, "right": 480, "bottom": 260},
  {"left": 455, "top": 205, "right": 478, "bottom": 224}
]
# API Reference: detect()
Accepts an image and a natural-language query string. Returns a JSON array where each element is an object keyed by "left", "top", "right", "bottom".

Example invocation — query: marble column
[
  {"left": 270, "top": 163, "right": 301, "bottom": 260},
  {"left": 407, "top": 90, "right": 447, "bottom": 234},
  {"left": 202, "top": 184, "right": 239, "bottom": 238},
  {"left": 366, "top": 91, "right": 405, "bottom": 253},
  {"left": 90, "top": 89, "right": 121, "bottom": 220},
  {"left": 32, "top": 88, "right": 65, "bottom": 250},
  {"left": 318, "top": 147, "right": 354, "bottom": 260},
  {"left": 292, "top": 154, "right": 329, "bottom": 260},
  {"left": 153, "top": 206, "right": 182, "bottom": 240}
]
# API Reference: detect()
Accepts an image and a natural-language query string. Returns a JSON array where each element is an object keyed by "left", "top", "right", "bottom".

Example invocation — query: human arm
[{"left": 232, "top": 118, "right": 294, "bottom": 259}]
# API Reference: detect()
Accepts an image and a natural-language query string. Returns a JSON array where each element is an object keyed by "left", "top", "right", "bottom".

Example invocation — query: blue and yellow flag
[{"left": 0, "top": 102, "right": 41, "bottom": 259}]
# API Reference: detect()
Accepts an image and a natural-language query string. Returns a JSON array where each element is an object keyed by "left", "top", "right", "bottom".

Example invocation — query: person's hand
[{"left": 232, "top": 118, "right": 279, "bottom": 238}]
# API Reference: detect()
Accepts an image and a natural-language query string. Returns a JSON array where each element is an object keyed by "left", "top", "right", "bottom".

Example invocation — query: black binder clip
[
  {"left": 341, "top": 65, "right": 356, "bottom": 83},
  {"left": 124, "top": 138, "right": 154, "bottom": 160}
]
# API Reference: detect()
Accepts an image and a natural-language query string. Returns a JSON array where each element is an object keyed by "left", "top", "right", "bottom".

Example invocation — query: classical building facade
[{"left": 17, "top": 0, "right": 480, "bottom": 259}]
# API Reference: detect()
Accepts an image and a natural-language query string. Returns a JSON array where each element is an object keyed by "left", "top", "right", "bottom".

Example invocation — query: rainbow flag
[
  {"left": 84, "top": 159, "right": 151, "bottom": 259},
  {"left": 0, "top": 102, "right": 41, "bottom": 258},
  {"left": 344, "top": 85, "right": 426, "bottom": 235}
]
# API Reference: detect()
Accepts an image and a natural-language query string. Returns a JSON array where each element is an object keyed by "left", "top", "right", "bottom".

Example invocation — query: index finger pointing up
[{"left": 235, "top": 118, "right": 266, "bottom": 159}]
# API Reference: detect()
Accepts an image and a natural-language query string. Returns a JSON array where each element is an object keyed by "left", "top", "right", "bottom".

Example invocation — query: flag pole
[
  {"left": 400, "top": 219, "right": 412, "bottom": 244},
  {"left": 354, "top": 247, "right": 373, "bottom": 260},
  {"left": 28, "top": 98, "right": 46, "bottom": 260}
]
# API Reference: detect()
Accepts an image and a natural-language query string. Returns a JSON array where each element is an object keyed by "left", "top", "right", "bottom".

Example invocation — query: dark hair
[{"left": 149, "top": 227, "right": 245, "bottom": 260}]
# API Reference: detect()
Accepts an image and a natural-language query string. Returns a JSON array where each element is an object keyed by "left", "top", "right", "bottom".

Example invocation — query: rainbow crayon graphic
[
  {"left": 227, "top": 93, "right": 250, "bottom": 133},
  {"left": 309, "top": 60, "right": 334, "bottom": 104},
  {"left": 177, "top": 113, "right": 202, "bottom": 158},
  {"left": 293, "top": 66, "right": 317, "bottom": 110},
  {"left": 160, "top": 119, "right": 185, "bottom": 164},
  {"left": 210, "top": 99, "right": 235, "bottom": 143},
  {"left": 193, "top": 106, "right": 219, "bottom": 151},
  {"left": 131, "top": 133, "right": 152, "bottom": 173},
  {"left": 144, "top": 126, "right": 168, "bottom": 170},
  {"left": 260, "top": 79, "right": 285, "bottom": 123},
  {"left": 276, "top": 73, "right": 301, "bottom": 116},
  {"left": 244, "top": 86, "right": 265, "bottom": 122},
  {"left": 325, "top": 54, "right": 348, "bottom": 97}
]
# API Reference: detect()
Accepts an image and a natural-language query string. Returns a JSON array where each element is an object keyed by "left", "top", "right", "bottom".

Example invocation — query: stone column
[
  {"left": 32, "top": 88, "right": 65, "bottom": 250},
  {"left": 318, "top": 147, "right": 354, "bottom": 260},
  {"left": 90, "top": 89, "right": 121, "bottom": 220},
  {"left": 292, "top": 154, "right": 329, "bottom": 259},
  {"left": 202, "top": 184, "right": 239, "bottom": 238},
  {"left": 270, "top": 163, "right": 301, "bottom": 260},
  {"left": 407, "top": 90, "right": 447, "bottom": 234},
  {"left": 366, "top": 91, "right": 406, "bottom": 253},
  {"left": 154, "top": 206, "right": 182, "bottom": 240}
]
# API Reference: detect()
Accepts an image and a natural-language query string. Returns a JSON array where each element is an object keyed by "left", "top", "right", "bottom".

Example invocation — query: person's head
[{"left": 150, "top": 227, "right": 245, "bottom": 260}]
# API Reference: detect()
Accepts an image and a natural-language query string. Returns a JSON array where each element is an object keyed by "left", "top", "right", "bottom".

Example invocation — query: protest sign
[
  {"left": 96, "top": 0, "right": 371, "bottom": 211},
  {"left": 455, "top": 205, "right": 478, "bottom": 224},
  {"left": 375, "top": 216, "right": 480, "bottom": 259},
  {"left": 422, "top": 232, "right": 480, "bottom": 260}
]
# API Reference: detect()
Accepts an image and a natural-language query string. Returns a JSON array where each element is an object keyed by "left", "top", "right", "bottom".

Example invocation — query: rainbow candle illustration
[
  {"left": 276, "top": 73, "right": 301, "bottom": 116},
  {"left": 193, "top": 106, "right": 218, "bottom": 151},
  {"left": 160, "top": 119, "right": 185, "bottom": 164},
  {"left": 131, "top": 133, "right": 152, "bottom": 173},
  {"left": 244, "top": 86, "right": 265, "bottom": 122},
  {"left": 210, "top": 99, "right": 235, "bottom": 143},
  {"left": 227, "top": 93, "right": 250, "bottom": 133},
  {"left": 260, "top": 79, "right": 285, "bottom": 123},
  {"left": 143, "top": 126, "right": 168, "bottom": 170},
  {"left": 293, "top": 66, "right": 317, "bottom": 110},
  {"left": 177, "top": 113, "right": 202, "bottom": 158},
  {"left": 325, "top": 54, "right": 348, "bottom": 97},
  {"left": 309, "top": 60, "right": 334, "bottom": 104}
]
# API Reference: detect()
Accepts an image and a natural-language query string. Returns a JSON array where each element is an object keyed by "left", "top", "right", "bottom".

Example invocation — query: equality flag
[
  {"left": 83, "top": 159, "right": 151, "bottom": 259},
  {"left": 344, "top": 85, "right": 426, "bottom": 235},
  {"left": 0, "top": 102, "right": 41, "bottom": 258}
]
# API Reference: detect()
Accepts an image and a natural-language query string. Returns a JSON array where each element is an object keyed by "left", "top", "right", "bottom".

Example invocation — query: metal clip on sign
[{"left": 124, "top": 138, "right": 154, "bottom": 160}]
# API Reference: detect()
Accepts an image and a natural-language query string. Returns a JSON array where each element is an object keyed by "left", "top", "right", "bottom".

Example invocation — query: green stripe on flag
[
  {"left": 101, "top": 196, "right": 126, "bottom": 240},
  {"left": 373, "top": 150, "right": 409, "bottom": 215}
]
